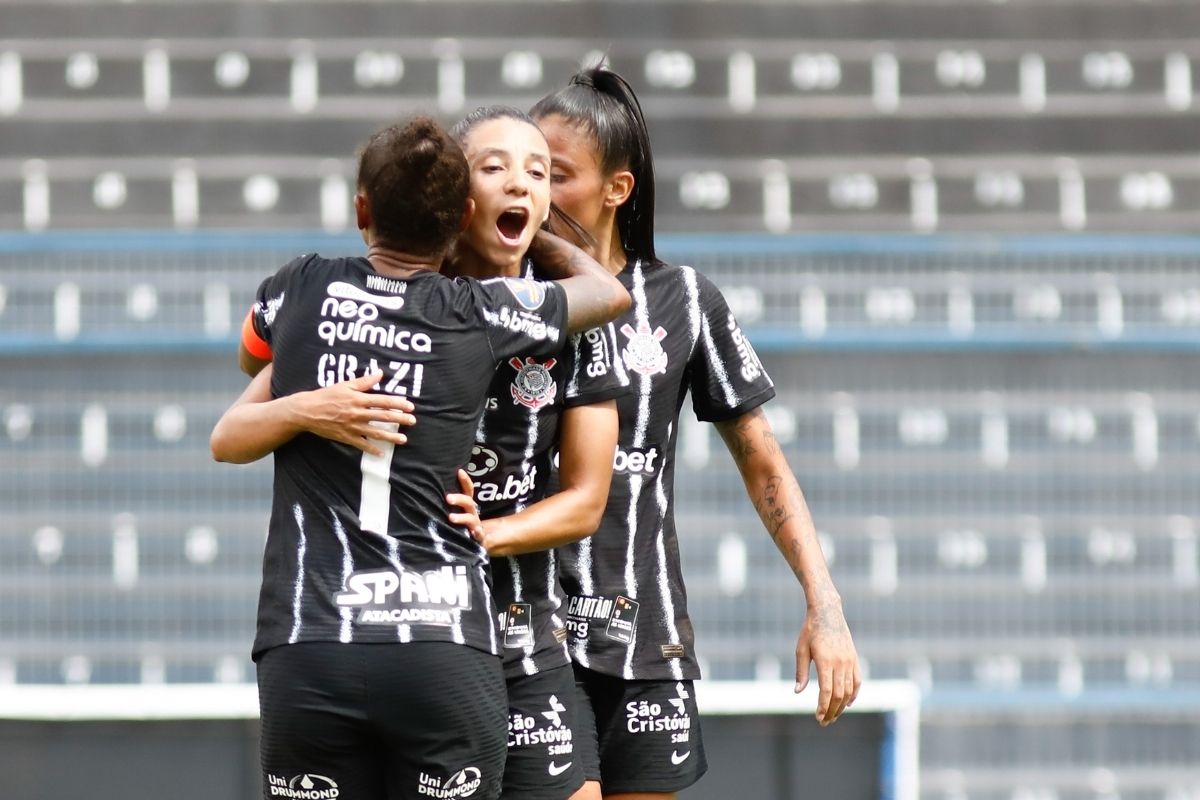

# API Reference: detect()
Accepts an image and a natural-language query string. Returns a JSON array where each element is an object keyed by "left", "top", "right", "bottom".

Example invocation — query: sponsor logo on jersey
[
  {"left": 335, "top": 566, "right": 471, "bottom": 626},
  {"left": 612, "top": 446, "right": 661, "bottom": 476},
  {"left": 509, "top": 356, "right": 558, "bottom": 409},
  {"left": 564, "top": 594, "right": 613, "bottom": 640},
  {"left": 475, "top": 466, "right": 537, "bottom": 504},
  {"left": 327, "top": 280, "right": 406, "bottom": 309},
  {"left": 418, "top": 767, "right": 483, "bottom": 799},
  {"left": 485, "top": 306, "right": 559, "bottom": 343},
  {"left": 267, "top": 773, "right": 340, "bottom": 799},
  {"left": 727, "top": 313, "right": 764, "bottom": 382},
  {"left": 502, "top": 278, "right": 548, "bottom": 310},
  {"left": 465, "top": 445, "right": 500, "bottom": 478},
  {"left": 582, "top": 327, "right": 610, "bottom": 378},
  {"left": 620, "top": 321, "right": 669, "bottom": 376},
  {"left": 317, "top": 292, "right": 431, "bottom": 351}
]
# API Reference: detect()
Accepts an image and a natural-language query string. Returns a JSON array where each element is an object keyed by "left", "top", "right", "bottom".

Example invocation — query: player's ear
[
  {"left": 354, "top": 193, "right": 370, "bottom": 231},
  {"left": 605, "top": 171, "right": 634, "bottom": 209},
  {"left": 459, "top": 197, "right": 476, "bottom": 232}
]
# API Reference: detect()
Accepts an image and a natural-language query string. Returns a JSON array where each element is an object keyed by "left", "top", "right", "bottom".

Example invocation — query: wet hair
[
  {"left": 531, "top": 65, "right": 659, "bottom": 265},
  {"left": 451, "top": 104, "right": 595, "bottom": 251},
  {"left": 356, "top": 115, "right": 469, "bottom": 256}
]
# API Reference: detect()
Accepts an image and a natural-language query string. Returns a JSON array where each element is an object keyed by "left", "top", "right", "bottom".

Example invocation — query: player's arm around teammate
[{"left": 472, "top": 400, "right": 617, "bottom": 557}]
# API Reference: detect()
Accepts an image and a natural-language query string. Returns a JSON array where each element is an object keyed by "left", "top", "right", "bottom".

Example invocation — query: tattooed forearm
[
  {"left": 755, "top": 473, "right": 830, "bottom": 591},
  {"left": 725, "top": 417, "right": 758, "bottom": 461},
  {"left": 754, "top": 475, "right": 795, "bottom": 538}
]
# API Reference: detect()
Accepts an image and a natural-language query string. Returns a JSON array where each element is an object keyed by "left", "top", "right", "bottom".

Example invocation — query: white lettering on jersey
[
  {"left": 583, "top": 327, "right": 609, "bottom": 378},
  {"left": 475, "top": 467, "right": 538, "bottom": 504},
  {"left": 358, "top": 421, "right": 398, "bottom": 535},
  {"left": 612, "top": 446, "right": 661, "bottom": 475},
  {"left": 484, "top": 306, "right": 559, "bottom": 342},
  {"left": 727, "top": 313, "right": 764, "bottom": 382},
  {"left": 336, "top": 566, "right": 471, "bottom": 609},
  {"left": 317, "top": 294, "right": 431, "bottom": 350}
]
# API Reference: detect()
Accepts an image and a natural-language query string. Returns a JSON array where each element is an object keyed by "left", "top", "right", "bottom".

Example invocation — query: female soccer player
[
  {"left": 444, "top": 104, "right": 629, "bottom": 800},
  {"left": 211, "top": 114, "right": 628, "bottom": 800},
  {"left": 530, "top": 67, "right": 862, "bottom": 799},
  {"left": 214, "top": 107, "right": 627, "bottom": 800}
]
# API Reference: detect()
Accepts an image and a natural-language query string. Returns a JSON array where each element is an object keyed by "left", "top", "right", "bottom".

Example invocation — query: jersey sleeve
[
  {"left": 246, "top": 253, "right": 314, "bottom": 352},
  {"left": 687, "top": 271, "right": 776, "bottom": 422},
  {"left": 563, "top": 322, "right": 629, "bottom": 408},
  {"left": 472, "top": 276, "right": 569, "bottom": 362}
]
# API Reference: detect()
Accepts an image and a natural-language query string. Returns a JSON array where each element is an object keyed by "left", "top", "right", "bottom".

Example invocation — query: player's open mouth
[{"left": 496, "top": 209, "right": 529, "bottom": 244}]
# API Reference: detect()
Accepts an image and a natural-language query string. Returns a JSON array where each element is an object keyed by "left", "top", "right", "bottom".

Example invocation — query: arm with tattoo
[{"left": 715, "top": 406, "right": 862, "bottom": 725}]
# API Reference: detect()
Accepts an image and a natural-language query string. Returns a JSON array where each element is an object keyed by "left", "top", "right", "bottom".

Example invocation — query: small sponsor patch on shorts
[{"left": 660, "top": 644, "right": 686, "bottom": 659}]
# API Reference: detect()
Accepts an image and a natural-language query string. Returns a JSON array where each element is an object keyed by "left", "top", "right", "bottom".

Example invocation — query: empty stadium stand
[{"left": 2, "top": 1, "right": 1200, "bottom": 233}]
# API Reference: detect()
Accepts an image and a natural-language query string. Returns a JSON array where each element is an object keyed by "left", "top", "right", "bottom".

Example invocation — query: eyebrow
[{"left": 475, "top": 147, "right": 550, "bottom": 165}]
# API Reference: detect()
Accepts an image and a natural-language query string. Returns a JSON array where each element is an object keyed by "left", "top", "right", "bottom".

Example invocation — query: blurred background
[{"left": 2, "top": 1, "right": 1200, "bottom": 798}]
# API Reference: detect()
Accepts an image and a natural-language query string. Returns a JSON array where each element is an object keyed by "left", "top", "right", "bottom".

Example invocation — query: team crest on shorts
[
  {"left": 509, "top": 357, "right": 558, "bottom": 409},
  {"left": 620, "top": 322, "right": 669, "bottom": 376}
]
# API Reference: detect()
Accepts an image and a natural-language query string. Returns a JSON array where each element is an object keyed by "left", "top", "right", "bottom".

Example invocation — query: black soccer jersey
[
  {"left": 558, "top": 259, "right": 775, "bottom": 681},
  {"left": 474, "top": 260, "right": 628, "bottom": 679},
  {"left": 247, "top": 253, "right": 568, "bottom": 660}
]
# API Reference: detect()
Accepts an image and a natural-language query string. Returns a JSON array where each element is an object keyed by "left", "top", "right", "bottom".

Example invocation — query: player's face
[
  {"left": 537, "top": 113, "right": 613, "bottom": 246},
  {"left": 459, "top": 117, "right": 551, "bottom": 273}
]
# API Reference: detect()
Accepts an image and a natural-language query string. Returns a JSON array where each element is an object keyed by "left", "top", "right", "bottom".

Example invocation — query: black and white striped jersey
[
  {"left": 246, "top": 253, "right": 567, "bottom": 660},
  {"left": 558, "top": 259, "right": 775, "bottom": 681},
  {"left": 477, "top": 260, "right": 628, "bottom": 679}
]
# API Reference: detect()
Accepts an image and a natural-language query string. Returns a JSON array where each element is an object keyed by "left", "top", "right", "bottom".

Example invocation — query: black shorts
[
  {"left": 572, "top": 663, "right": 707, "bottom": 794},
  {"left": 257, "top": 641, "right": 507, "bottom": 800},
  {"left": 502, "top": 664, "right": 585, "bottom": 800}
]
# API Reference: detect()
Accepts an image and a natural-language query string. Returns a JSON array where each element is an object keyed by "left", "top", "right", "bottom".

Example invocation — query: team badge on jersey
[
  {"left": 509, "top": 357, "right": 558, "bottom": 409},
  {"left": 620, "top": 322, "right": 669, "bottom": 376},
  {"left": 503, "top": 278, "right": 548, "bottom": 310}
]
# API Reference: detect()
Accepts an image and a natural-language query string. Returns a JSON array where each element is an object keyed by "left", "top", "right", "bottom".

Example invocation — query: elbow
[
  {"left": 209, "top": 427, "right": 244, "bottom": 464},
  {"left": 611, "top": 282, "right": 632, "bottom": 315},
  {"left": 569, "top": 491, "right": 609, "bottom": 541}
]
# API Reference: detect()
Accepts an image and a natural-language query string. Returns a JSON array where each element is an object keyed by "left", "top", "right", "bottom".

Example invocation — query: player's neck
[
  {"left": 444, "top": 245, "right": 522, "bottom": 280},
  {"left": 365, "top": 243, "right": 443, "bottom": 277},
  {"left": 593, "top": 226, "right": 628, "bottom": 275}
]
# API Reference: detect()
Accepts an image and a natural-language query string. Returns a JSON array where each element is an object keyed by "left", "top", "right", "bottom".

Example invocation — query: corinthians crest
[
  {"left": 620, "top": 321, "right": 669, "bottom": 376},
  {"left": 509, "top": 357, "right": 558, "bottom": 409}
]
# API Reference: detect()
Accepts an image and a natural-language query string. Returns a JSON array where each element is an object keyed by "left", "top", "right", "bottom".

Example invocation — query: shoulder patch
[{"left": 502, "top": 278, "right": 548, "bottom": 311}]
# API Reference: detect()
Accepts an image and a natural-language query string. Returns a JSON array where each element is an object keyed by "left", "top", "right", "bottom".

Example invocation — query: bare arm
[
  {"left": 210, "top": 366, "right": 415, "bottom": 464},
  {"left": 715, "top": 406, "right": 861, "bottom": 726},
  {"left": 527, "top": 230, "right": 630, "bottom": 333},
  {"left": 238, "top": 341, "right": 271, "bottom": 377},
  {"left": 476, "top": 400, "right": 618, "bottom": 557}
]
